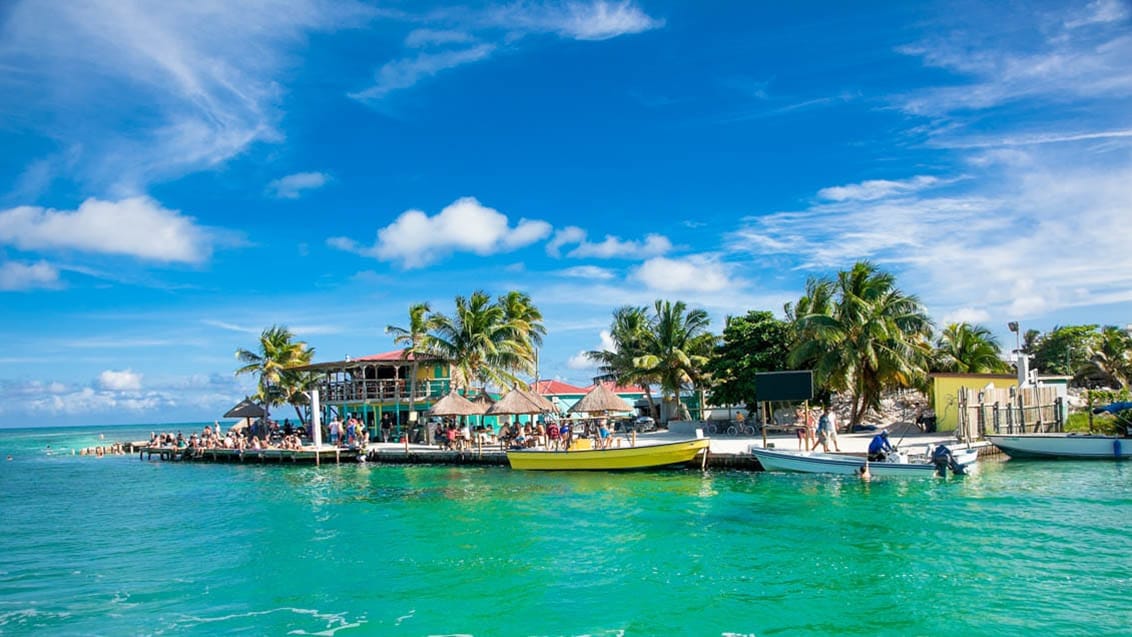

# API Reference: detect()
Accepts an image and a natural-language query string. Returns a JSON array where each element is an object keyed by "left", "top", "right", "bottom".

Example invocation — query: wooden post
[{"left": 761, "top": 401, "right": 768, "bottom": 448}]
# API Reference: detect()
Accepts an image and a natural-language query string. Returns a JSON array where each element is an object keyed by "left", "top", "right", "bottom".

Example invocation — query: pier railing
[
  {"left": 322, "top": 379, "right": 452, "bottom": 404},
  {"left": 957, "top": 386, "right": 1063, "bottom": 440}
]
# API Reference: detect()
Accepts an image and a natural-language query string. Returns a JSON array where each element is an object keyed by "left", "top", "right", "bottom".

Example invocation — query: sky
[{"left": 1, "top": 0, "right": 1130, "bottom": 426}]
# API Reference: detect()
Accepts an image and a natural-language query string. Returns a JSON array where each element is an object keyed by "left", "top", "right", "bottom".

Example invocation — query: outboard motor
[{"left": 932, "top": 444, "right": 965, "bottom": 476}]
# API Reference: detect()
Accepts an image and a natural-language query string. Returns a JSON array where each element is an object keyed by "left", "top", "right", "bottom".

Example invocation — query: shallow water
[{"left": 2, "top": 425, "right": 1130, "bottom": 635}]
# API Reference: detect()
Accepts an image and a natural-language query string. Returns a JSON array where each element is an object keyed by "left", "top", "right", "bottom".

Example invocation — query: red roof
[
  {"left": 585, "top": 380, "right": 647, "bottom": 394},
  {"left": 533, "top": 379, "right": 587, "bottom": 395},
  {"left": 353, "top": 349, "right": 430, "bottom": 362}
]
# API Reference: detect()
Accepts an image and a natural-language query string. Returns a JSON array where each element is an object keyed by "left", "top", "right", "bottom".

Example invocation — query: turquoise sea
[{"left": 2, "top": 424, "right": 1130, "bottom": 636}]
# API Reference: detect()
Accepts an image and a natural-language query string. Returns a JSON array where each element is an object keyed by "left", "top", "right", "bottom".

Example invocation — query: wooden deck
[{"left": 139, "top": 446, "right": 360, "bottom": 464}]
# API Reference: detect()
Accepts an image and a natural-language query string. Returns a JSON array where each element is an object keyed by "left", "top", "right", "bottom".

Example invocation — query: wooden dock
[{"left": 139, "top": 445, "right": 360, "bottom": 464}]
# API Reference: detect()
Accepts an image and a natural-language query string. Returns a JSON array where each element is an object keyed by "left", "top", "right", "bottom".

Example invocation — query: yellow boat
[{"left": 506, "top": 438, "right": 710, "bottom": 471}]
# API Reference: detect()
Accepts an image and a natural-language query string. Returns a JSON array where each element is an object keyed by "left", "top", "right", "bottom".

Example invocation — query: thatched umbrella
[
  {"left": 224, "top": 397, "right": 266, "bottom": 419},
  {"left": 427, "top": 390, "right": 485, "bottom": 417},
  {"left": 569, "top": 383, "right": 633, "bottom": 415},
  {"left": 519, "top": 387, "right": 559, "bottom": 414},
  {"left": 487, "top": 388, "right": 543, "bottom": 416}
]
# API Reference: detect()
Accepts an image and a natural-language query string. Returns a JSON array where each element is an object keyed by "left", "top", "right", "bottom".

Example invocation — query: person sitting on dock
[{"left": 867, "top": 431, "right": 895, "bottom": 461}]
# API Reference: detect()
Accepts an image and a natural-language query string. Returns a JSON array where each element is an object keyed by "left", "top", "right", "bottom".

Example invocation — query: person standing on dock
[{"left": 813, "top": 406, "right": 840, "bottom": 452}]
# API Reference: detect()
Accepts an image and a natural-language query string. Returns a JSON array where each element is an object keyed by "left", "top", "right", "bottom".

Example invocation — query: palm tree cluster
[
  {"left": 241, "top": 262, "right": 1103, "bottom": 429},
  {"left": 387, "top": 290, "right": 546, "bottom": 396},
  {"left": 787, "top": 261, "right": 934, "bottom": 426},
  {"left": 591, "top": 261, "right": 1019, "bottom": 427},
  {"left": 234, "top": 325, "right": 315, "bottom": 423},
  {"left": 586, "top": 300, "right": 716, "bottom": 419}
]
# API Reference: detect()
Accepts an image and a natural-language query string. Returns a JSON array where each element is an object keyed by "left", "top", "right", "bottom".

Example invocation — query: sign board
[{"left": 754, "top": 370, "right": 814, "bottom": 402}]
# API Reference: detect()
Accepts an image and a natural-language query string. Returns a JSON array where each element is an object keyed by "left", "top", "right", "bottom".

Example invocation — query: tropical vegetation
[
  {"left": 787, "top": 261, "right": 933, "bottom": 427},
  {"left": 420, "top": 290, "right": 545, "bottom": 395},
  {"left": 704, "top": 310, "right": 792, "bottom": 413},
  {"left": 234, "top": 325, "right": 315, "bottom": 423},
  {"left": 933, "top": 322, "right": 1011, "bottom": 374}
]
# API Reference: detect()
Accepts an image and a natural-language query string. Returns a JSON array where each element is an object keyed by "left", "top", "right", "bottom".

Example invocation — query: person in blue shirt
[{"left": 867, "top": 430, "right": 895, "bottom": 461}]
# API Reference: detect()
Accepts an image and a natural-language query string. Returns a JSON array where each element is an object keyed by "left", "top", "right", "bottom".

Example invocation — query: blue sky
[{"left": 1, "top": 0, "right": 1130, "bottom": 426}]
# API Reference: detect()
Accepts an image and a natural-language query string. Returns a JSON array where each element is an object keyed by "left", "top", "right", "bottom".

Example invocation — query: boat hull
[
  {"left": 506, "top": 438, "right": 710, "bottom": 471},
  {"left": 748, "top": 446, "right": 977, "bottom": 476},
  {"left": 987, "top": 434, "right": 1132, "bottom": 459}
]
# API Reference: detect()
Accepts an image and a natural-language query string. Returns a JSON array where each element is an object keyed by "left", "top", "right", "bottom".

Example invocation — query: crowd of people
[
  {"left": 147, "top": 421, "right": 309, "bottom": 454},
  {"left": 433, "top": 417, "right": 621, "bottom": 451}
]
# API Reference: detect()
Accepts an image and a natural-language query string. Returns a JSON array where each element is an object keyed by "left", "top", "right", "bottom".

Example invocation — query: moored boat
[
  {"left": 986, "top": 434, "right": 1132, "bottom": 459},
  {"left": 748, "top": 445, "right": 977, "bottom": 477},
  {"left": 506, "top": 438, "right": 710, "bottom": 471}
]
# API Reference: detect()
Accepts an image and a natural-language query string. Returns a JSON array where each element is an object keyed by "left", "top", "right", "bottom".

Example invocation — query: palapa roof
[
  {"left": 568, "top": 382, "right": 634, "bottom": 414},
  {"left": 486, "top": 388, "right": 545, "bottom": 415},
  {"left": 223, "top": 397, "right": 266, "bottom": 419},
  {"left": 427, "top": 390, "right": 486, "bottom": 416},
  {"left": 520, "top": 387, "right": 560, "bottom": 413}
]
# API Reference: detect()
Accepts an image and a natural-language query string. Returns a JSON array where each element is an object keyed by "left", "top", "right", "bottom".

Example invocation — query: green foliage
[
  {"left": 587, "top": 300, "right": 714, "bottom": 419},
  {"left": 787, "top": 261, "right": 933, "bottom": 425},
  {"left": 1029, "top": 324, "right": 1098, "bottom": 377},
  {"left": 704, "top": 310, "right": 792, "bottom": 412},
  {"left": 422, "top": 290, "right": 544, "bottom": 392},
  {"left": 933, "top": 322, "right": 1010, "bottom": 373},
  {"left": 1076, "top": 326, "right": 1132, "bottom": 388},
  {"left": 234, "top": 325, "right": 315, "bottom": 422}
]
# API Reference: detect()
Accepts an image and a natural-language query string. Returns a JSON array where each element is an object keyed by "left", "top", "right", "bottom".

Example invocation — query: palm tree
[
  {"left": 789, "top": 261, "right": 933, "bottom": 427},
  {"left": 386, "top": 302, "right": 435, "bottom": 415},
  {"left": 496, "top": 290, "right": 546, "bottom": 378},
  {"left": 633, "top": 300, "right": 715, "bottom": 421},
  {"left": 425, "top": 290, "right": 539, "bottom": 395},
  {"left": 934, "top": 323, "right": 1010, "bottom": 373},
  {"left": 235, "top": 325, "right": 315, "bottom": 421},
  {"left": 1078, "top": 325, "right": 1132, "bottom": 388},
  {"left": 586, "top": 305, "right": 660, "bottom": 416}
]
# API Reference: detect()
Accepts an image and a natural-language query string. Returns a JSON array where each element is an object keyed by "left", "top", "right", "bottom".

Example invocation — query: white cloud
[
  {"left": 557, "top": 265, "right": 616, "bottom": 280},
  {"left": 350, "top": 44, "right": 497, "bottom": 101},
  {"left": 567, "top": 350, "right": 595, "bottom": 370},
  {"left": 0, "top": 1, "right": 373, "bottom": 193},
  {"left": 489, "top": 0, "right": 664, "bottom": 41},
  {"left": 894, "top": 8, "right": 1132, "bottom": 121},
  {"left": 352, "top": 1, "right": 661, "bottom": 101},
  {"left": 98, "top": 369, "right": 143, "bottom": 391},
  {"left": 633, "top": 256, "right": 733, "bottom": 293},
  {"left": 266, "top": 172, "right": 330, "bottom": 199},
  {"left": 547, "top": 226, "right": 587, "bottom": 257},
  {"left": 818, "top": 176, "right": 942, "bottom": 202},
  {"left": 569, "top": 233, "right": 673, "bottom": 259},
  {"left": 546, "top": 226, "right": 672, "bottom": 259},
  {"left": 730, "top": 150, "right": 1132, "bottom": 326},
  {"left": 329, "top": 196, "right": 552, "bottom": 268},
  {"left": 0, "top": 260, "right": 60, "bottom": 291},
  {"left": 940, "top": 307, "right": 992, "bottom": 326},
  {"left": 0, "top": 196, "right": 217, "bottom": 263},
  {"left": 405, "top": 29, "right": 475, "bottom": 48},
  {"left": 1065, "top": 0, "right": 1129, "bottom": 29}
]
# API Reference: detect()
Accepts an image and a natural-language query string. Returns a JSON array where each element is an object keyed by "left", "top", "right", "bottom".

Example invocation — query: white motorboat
[
  {"left": 748, "top": 445, "right": 978, "bottom": 477},
  {"left": 986, "top": 433, "right": 1132, "bottom": 460}
]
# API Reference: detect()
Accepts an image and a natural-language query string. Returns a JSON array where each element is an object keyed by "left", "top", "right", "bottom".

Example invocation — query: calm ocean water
[{"left": 1, "top": 424, "right": 1130, "bottom": 636}]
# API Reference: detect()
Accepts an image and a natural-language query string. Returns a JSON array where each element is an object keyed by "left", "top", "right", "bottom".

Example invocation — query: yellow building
[{"left": 929, "top": 373, "right": 1017, "bottom": 431}]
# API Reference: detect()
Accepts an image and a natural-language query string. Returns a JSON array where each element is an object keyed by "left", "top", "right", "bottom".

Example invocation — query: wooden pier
[{"left": 139, "top": 445, "right": 360, "bottom": 464}]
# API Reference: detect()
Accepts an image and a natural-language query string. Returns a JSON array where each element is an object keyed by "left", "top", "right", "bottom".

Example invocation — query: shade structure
[
  {"left": 487, "top": 388, "right": 544, "bottom": 416},
  {"left": 224, "top": 397, "right": 266, "bottom": 419},
  {"left": 427, "top": 390, "right": 486, "bottom": 417},
  {"left": 569, "top": 383, "right": 633, "bottom": 415},
  {"left": 519, "top": 387, "right": 559, "bottom": 413},
  {"left": 229, "top": 418, "right": 250, "bottom": 432}
]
